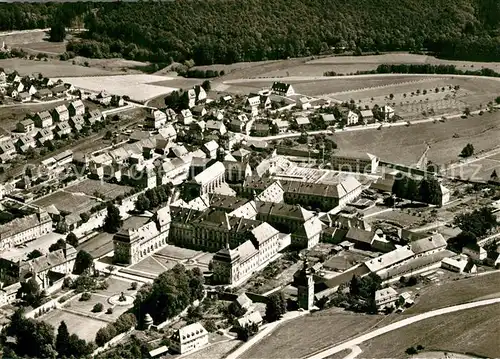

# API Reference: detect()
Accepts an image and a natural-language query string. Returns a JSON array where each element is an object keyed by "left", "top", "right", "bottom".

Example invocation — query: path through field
[{"left": 304, "top": 297, "right": 500, "bottom": 359}]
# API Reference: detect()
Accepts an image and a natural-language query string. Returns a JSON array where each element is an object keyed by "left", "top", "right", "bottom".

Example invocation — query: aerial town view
[{"left": 0, "top": 1, "right": 500, "bottom": 358}]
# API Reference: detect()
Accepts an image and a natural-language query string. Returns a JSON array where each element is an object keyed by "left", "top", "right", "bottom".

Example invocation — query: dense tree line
[
  {"left": 453, "top": 206, "right": 497, "bottom": 237},
  {"left": 133, "top": 264, "right": 204, "bottom": 326},
  {"left": 392, "top": 175, "right": 443, "bottom": 206},
  {"left": 2, "top": 0, "right": 500, "bottom": 63},
  {"left": 3, "top": 309, "right": 93, "bottom": 358},
  {"left": 375, "top": 64, "right": 500, "bottom": 77}
]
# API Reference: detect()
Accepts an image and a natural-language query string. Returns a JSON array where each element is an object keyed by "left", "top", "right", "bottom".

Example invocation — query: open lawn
[
  {"left": 129, "top": 255, "right": 175, "bottom": 276},
  {"left": 405, "top": 272, "right": 500, "bottom": 314},
  {"left": 58, "top": 74, "right": 179, "bottom": 103},
  {"left": 361, "top": 303, "right": 500, "bottom": 359},
  {"left": 66, "top": 179, "right": 132, "bottom": 200},
  {"left": 240, "top": 310, "right": 383, "bottom": 359},
  {"left": 39, "top": 309, "right": 107, "bottom": 343},
  {"left": 156, "top": 245, "right": 201, "bottom": 260},
  {"left": 332, "top": 110, "right": 500, "bottom": 166},
  {"left": 366, "top": 209, "right": 423, "bottom": 227},
  {"left": 65, "top": 292, "right": 113, "bottom": 319}
]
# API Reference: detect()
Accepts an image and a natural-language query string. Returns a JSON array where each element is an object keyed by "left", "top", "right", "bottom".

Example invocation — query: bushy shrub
[{"left": 80, "top": 292, "right": 91, "bottom": 301}]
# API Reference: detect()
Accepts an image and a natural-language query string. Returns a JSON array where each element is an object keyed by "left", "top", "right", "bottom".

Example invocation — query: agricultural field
[
  {"left": 331, "top": 110, "right": 500, "bottom": 166},
  {"left": 446, "top": 150, "right": 500, "bottom": 181},
  {"left": 360, "top": 303, "right": 500, "bottom": 358},
  {"left": 0, "top": 58, "right": 113, "bottom": 78},
  {"left": 0, "top": 28, "right": 68, "bottom": 55},
  {"left": 58, "top": 74, "right": 180, "bottom": 103},
  {"left": 65, "top": 179, "right": 132, "bottom": 200},
  {"left": 240, "top": 310, "right": 383, "bottom": 359},
  {"left": 206, "top": 53, "right": 500, "bottom": 83},
  {"left": 308, "top": 53, "right": 500, "bottom": 73},
  {"left": 405, "top": 272, "right": 500, "bottom": 315},
  {"left": 183, "top": 339, "right": 241, "bottom": 359}
]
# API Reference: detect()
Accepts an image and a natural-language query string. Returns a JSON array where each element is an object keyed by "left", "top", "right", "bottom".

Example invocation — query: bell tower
[{"left": 297, "top": 258, "right": 314, "bottom": 310}]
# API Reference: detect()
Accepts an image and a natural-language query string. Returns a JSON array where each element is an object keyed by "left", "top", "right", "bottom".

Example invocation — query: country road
[
  {"left": 304, "top": 297, "right": 500, "bottom": 359},
  {"left": 245, "top": 108, "right": 482, "bottom": 142}
]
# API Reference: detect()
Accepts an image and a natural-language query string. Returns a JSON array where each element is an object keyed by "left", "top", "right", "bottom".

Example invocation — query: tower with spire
[{"left": 296, "top": 258, "right": 314, "bottom": 310}]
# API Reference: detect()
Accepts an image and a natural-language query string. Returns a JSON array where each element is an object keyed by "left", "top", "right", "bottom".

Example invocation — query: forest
[{"left": 1, "top": 0, "right": 500, "bottom": 64}]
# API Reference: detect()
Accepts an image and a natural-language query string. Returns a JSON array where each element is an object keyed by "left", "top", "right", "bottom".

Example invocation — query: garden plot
[{"left": 57, "top": 74, "right": 179, "bottom": 103}]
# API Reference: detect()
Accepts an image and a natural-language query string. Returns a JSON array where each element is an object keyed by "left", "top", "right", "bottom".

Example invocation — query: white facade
[
  {"left": 347, "top": 111, "right": 359, "bottom": 125},
  {"left": 170, "top": 323, "right": 208, "bottom": 354},
  {"left": 375, "top": 287, "right": 399, "bottom": 309}
]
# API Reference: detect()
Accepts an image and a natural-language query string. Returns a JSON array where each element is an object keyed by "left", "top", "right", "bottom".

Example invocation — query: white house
[
  {"left": 170, "top": 322, "right": 208, "bottom": 354},
  {"left": 179, "top": 109, "right": 193, "bottom": 125},
  {"left": 146, "top": 109, "right": 167, "bottom": 129},
  {"left": 374, "top": 287, "right": 399, "bottom": 310},
  {"left": 272, "top": 82, "right": 295, "bottom": 97},
  {"left": 382, "top": 105, "right": 395, "bottom": 120},
  {"left": 245, "top": 96, "right": 260, "bottom": 117},
  {"left": 187, "top": 89, "right": 197, "bottom": 108},
  {"left": 347, "top": 111, "right": 359, "bottom": 125}
]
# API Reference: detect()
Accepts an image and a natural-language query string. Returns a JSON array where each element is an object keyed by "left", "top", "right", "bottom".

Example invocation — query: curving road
[{"left": 304, "top": 297, "right": 500, "bottom": 359}]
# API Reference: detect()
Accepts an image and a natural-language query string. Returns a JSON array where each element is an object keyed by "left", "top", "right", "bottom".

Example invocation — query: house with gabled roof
[
  {"left": 86, "top": 109, "right": 102, "bottom": 125},
  {"left": 202, "top": 140, "right": 219, "bottom": 159},
  {"left": 347, "top": 111, "right": 359, "bottom": 125},
  {"left": 145, "top": 109, "right": 167, "bottom": 129},
  {"left": 179, "top": 109, "right": 193, "bottom": 125},
  {"left": 245, "top": 96, "right": 260, "bottom": 117},
  {"left": 17, "top": 92, "right": 31, "bottom": 103},
  {"left": 187, "top": 89, "right": 197, "bottom": 108},
  {"left": 54, "top": 121, "right": 72, "bottom": 138},
  {"left": 68, "top": 100, "right": 85, "bottom": 117},
  {"left": 34, "top": 88, "right": 53, "bottom": 100},
  {"left": 16, "top": 119, "right": 34, "bottom": 133},
  {"left": 33, "top": 111, "right": 53, "bottom": 128},
  {"left": 15, "top": 135, "right": 36, "bottom": 153},
  {"left": 272, "top": 82, "right": 295, "bottom": 97},
  {"left": 360, "top": 109, "right": 374, "bottom": 124},
  {"left": 0, "top": 139, "right": 17, "bottom": 161},
  {"left": 206, "top": 120, "right": 226, "bottom": 135},
  {"left": 69, "top": 115, "right": 85, "bottom": 132},
  {"left": 51, "top": 84, "right": 67, "bottom": 97},
  {"left": 195, "top": 85, "right": 207, "bottom": 103},
  {"left": 51, "top": 105, "right": 69, "bottom": 122},
  {"left": 35, "top": 128, "right": 54, "bottom": 146}
]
